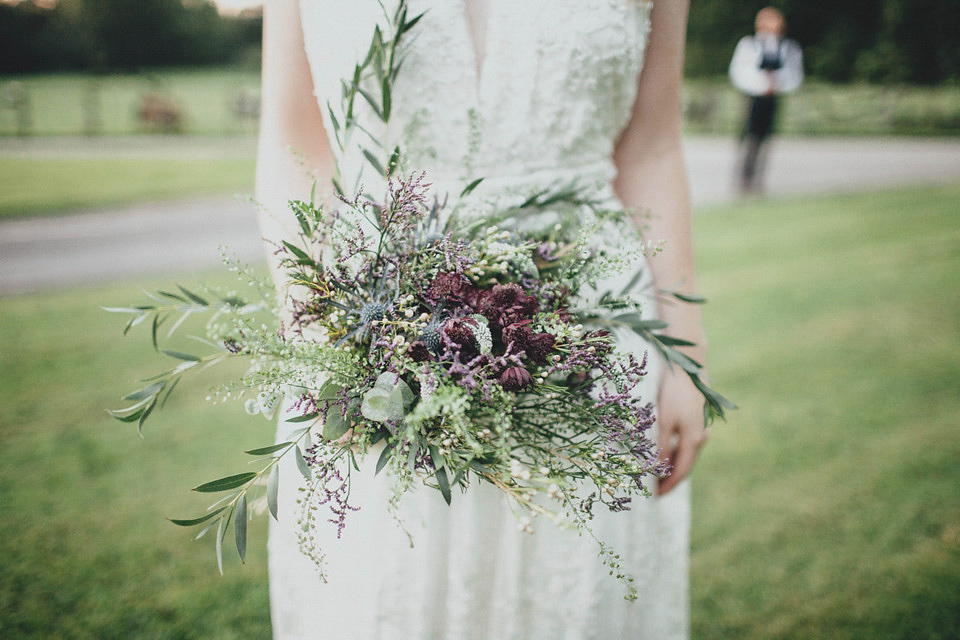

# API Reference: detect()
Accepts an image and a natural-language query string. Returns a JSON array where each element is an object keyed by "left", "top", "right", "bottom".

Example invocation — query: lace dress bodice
[{"left": 300, "top": 0, "right": 652, "bottom": 204}]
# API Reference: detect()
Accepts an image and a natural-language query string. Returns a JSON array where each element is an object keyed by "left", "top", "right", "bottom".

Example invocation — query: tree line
[
  {"left": 2, "top": 0, "right": 958, "bottom": 84},
  {"left": 0, "top": 0, "right": 261, "bottom": 74},
  {"left": 686, "top": 0, "right": 959, "bottom": 84}
]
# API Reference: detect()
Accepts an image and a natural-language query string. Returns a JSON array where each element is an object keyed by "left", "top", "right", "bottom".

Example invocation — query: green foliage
[
  {"left": 0, "top": 0, "right": 262, "bottom": 74},
  {"left": 684, "top": 0, "right": 959, "bottom": 84}
]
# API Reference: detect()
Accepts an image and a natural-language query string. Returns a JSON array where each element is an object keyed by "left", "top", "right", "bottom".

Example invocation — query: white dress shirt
[{"left": 729, "top": 34, "right": 804, "bottom": 96}]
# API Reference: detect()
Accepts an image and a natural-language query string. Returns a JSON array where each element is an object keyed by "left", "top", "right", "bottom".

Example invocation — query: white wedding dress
[{"left": 267, "top": 1, "right": 691, "bottom": 638}]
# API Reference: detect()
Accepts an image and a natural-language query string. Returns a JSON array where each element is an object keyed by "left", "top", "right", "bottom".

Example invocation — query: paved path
[{"left": 2, "top": 136, "right": 960, "bottom": 294}]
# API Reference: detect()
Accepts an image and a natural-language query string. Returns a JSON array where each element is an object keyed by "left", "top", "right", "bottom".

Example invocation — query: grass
[
  {"left": 1, "top": 184, "right": 958, "bottom": 637},
  {"left": 2, "top": 69, "right": 958, "bottom": 138},
  {"left": 684, "top": 79, "right": 960, "bottom": 136},
  {"left": 690, "top": 185, "right": 960, "bottom": 639},
  {"left": 0, "top": 157, "right": 255, "bottom": 217},
  {"left": 0, "top": 68, "right": 261, "bottom": 137}
]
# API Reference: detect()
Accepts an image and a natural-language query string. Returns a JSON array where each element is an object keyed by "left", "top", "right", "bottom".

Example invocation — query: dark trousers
[{"left": 739, "top": 94, "right": 778, "bottom": 194}]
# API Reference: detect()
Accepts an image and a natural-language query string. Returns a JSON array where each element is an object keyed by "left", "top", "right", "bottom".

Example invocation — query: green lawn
[
  {"left": 0, "top": 157, "right": 255, "bottom": 218},
  {"left": 0, "top": 69, "right": 261, "bottom": 137},
  {"left": 1, "top": 184, "right": 958, "bottom": 638},
  {"left": 2, "top": 69, "right": 958, "bottom": 138}
]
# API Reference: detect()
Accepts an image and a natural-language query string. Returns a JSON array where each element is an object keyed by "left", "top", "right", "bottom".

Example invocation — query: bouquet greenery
[{"left": 108, "top": 0, "right": 731, "bottom": 600}]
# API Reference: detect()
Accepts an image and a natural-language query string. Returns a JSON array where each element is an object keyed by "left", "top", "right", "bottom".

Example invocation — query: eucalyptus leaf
[
  {"left": 435, "top": 467, "right": 452, "bottom": 506},
  {"left": 169, "top": 506, "right": 228, "bottom": 527},
  {"left": 193, "top": 472, "right": 257, "bottom": 493},
  {"left": 235, "top": 494, "right": 247, "bottom": 563},
  {"left": 655, "top": 335, "right": 697, "bottom": 347},
  {"left": 672, "top": 292, "right": 707, "bottom": 304},
  {"left": 295, "top": 445, "right": 312, "bottom": 480},
  {"left": 287, "top": 411, "right": 320, "bottom": 424},
  {"left": 267, "top": 465, "right": 280, "bottom": 521},
  {"left": 362, "top": 149, "right": 385, "bottom": 176},
  {"left": 177, "top": 285, "right": 209, "bottom": 306},
  {"left": 245, "top": 442, "right": 292, "bottom": 456},
  {"left": 215, "top": 515, "right": 225, "bottom": 574},
  {"left": 381, "top": 78, "right": 392, "bottom": 121},
  {"left": 161, "top": 349, "right": 201, "bottom": 362},
  {"left": 122, "top": 380, "right": 166, "bottom": 402},
  {"left": 322, "top": 408, "right": 351, "bottom": 442},
  {"left": 194, "top": 518, "right": 219, "bottom": 540},
  {"left": 375, "top": 440, "right": 395, "bottom": 475},
  {"left": 612, "top": 313, "right": 668, "bottom": 332},
  {"left": 357, "top": 86, "right": 384, "bottom": 120},
  {"left": 460, "top": 177, "right": 484, "bottom": 198}
]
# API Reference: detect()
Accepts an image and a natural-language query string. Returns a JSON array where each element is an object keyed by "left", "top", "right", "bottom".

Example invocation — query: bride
[{"left": 255, "top": 1, "right": 708, "bottom": 638}]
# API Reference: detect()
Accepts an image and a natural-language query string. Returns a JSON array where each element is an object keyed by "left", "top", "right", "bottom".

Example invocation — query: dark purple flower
[
  {"left": 442, "top": 316, "right": 480, "bottom": 357},
  {"left": 477, "top": 283, "right": 539, "bottom": 330},
  {"left": 425, "top": 272, "right": 477, "bottom": 305},
  {"left": 407, "top": 340, "right": 434, "bottom": 362},
  {"left": 502, "top": 321, "right": 556, "bottom": 365},
  {"left": 500, "top": 366, "right": 534, "bottom": 391}
]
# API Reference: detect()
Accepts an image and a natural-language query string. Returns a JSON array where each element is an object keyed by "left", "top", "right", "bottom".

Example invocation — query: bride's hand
[{"left": 655, "top": 368, "right": 709, "bottom": 495}]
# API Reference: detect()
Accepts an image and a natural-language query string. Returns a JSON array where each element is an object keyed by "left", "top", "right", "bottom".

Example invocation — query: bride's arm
[
  {"left": 256, "top": 0, "right": 335, "bottom": 289},
  {"left": 612, "top": 0, "right": 708, "bottom": 495}
]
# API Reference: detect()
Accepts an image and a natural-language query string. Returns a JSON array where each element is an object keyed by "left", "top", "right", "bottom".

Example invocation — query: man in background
[{"left": 729, "top": 7, "right": 804, "bottom": 195}]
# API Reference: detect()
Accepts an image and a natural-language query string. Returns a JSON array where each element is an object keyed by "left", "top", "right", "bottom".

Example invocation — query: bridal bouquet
[{"left": 109, "top": 0, "right": 731, "bottom": 599}]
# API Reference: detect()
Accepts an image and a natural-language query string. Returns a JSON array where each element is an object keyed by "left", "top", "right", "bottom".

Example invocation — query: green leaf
[
  {"left": 136, "top": 397, "right": 157, "bottom": 436},
  {"left": 400, "top": 12, "right": 424, "bottom": 36},
  {"left": 215, "top": 515, "right": 226, "bottom": 574},
  {"left": 460, "top": 177, "right": 484, "bottom": 198},
  {"left": 435, "top": 467, "right": 452, "bottom": 506},
  {"left": 282, "top": 240, "right": 314, "bottom": 265},
  {"left": 193, "top": 473, "right": 257, "bottom": 493},
  {"left": 672, "top": 292, "right": 707, "bottom": 304},
  {"left": 357, "top": 86, "right": 384, "bottom": 121},
  {"left": 612, "top": 313, "right": 668, "bottom": 332},
  {"left": 387, "top": 146, "right": 401, "bottom": 176},
  {"left": 381, "top": 77, "right": 392, "bottom": 121},
  {"left": 362, "top": 149, "right": 385, "bottom": 176},
  {"left": 289, "top": 200, "right": 314, "bottom": 237},
  {"left": 617, "top": 268, "right": 648, "bottom": 297},
  {"left": 375, "top": 440, "right": 395, "bottom": 475},
  {"left": 287, "top": 411, "right": 320, "bottom": 424},
  {"left": 161, "top": 349, "right": 201, "bottom": 362},
  {"left": 245, "top": 442, "right": 292, "bottom": 456},
  {"left": 169, "top": 506, "right": 228, "bottom": 527},
  {"left": 323, "top": 409, "right": 351, "bottom": 441},
  {"left": 655, "top": 335, "right": 697, "bottom": 347},
  {"left": 295, "top": 445, "right": 312, "bottom": 480},
  {"left": 235, "top": 494, "right": 247, "bottom": 563},
  {"left": 177, "top": 285, "right": 209, "bottom": 306},
  {"left": 267, "top": 465, "right": 280, "bottom": 520},
  {"left": 108, "top": 407, "right": 145, "bottom": 423},
  {"left": 122, "top": 380, "right": 166, "bottom": 402}
]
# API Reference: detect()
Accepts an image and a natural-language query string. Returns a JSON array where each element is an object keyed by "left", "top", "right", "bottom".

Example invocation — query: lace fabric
[{"left": 267, "top": 1, "right": 691, "bottom": 638}]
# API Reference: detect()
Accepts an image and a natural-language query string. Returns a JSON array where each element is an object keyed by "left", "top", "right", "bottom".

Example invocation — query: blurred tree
[
  {"left": 0, "top": 0, "right": 262, "bottom": 74},
  {"left": 685, "top": 0, "right": 958, "bottom": 84}
]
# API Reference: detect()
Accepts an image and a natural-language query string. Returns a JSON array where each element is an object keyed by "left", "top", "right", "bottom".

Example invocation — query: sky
[{"left": 214, "top": 0, "right": 261, "bottom": 14}]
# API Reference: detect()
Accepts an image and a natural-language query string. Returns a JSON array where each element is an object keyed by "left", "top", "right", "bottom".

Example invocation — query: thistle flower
[{"left": 500, "top": 366, "right": 534, "bottom": 391}]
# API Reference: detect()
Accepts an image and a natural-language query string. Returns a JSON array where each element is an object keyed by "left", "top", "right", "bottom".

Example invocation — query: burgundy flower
[
  {"left": 425, "top": 272, "right": 477, "bottom": 305},
  {"left": 477, "top": 283, "right": 539, "bottom": 330},
  {"left": 442, "top": 316, "right": 479, "bottom": 357},
  {"left": 502, "top": 321, "right": 556, "bottom": 365},
  {"left": 407, "top": 340, "right": 434, "bottom": 362},
  {"left": 500, "top": 366, "right": 534, "bottom": 391}
]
